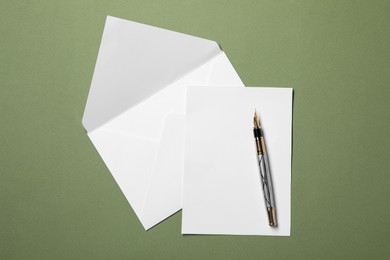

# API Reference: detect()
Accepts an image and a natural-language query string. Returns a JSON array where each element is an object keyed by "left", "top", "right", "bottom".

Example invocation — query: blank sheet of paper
[{"left": 182, "top": 86, "right": 293, "bottom": 236}]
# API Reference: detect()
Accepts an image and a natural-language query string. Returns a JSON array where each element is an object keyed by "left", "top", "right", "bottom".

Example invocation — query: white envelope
[
  {"left": 82, "top": 16, "right": 244, "bottom": 230},
  {"left": 183, "top": 86, "right": 292, "bottom": 236}
]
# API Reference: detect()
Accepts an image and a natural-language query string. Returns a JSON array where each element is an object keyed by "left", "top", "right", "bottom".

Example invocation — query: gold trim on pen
[
  {"left": 254, "top": 110, "right": 260, "bottom": 129},
  {"left": 267, "top": 207, "right": 277, "bottom": 226},
  {"left": 260, "top": 137, "right": 266, "bottom": 154}
]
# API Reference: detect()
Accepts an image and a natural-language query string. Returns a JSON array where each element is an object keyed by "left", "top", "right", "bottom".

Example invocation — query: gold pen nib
[{"left": 254, "top": 110, "right": 260, "bottom": 129}]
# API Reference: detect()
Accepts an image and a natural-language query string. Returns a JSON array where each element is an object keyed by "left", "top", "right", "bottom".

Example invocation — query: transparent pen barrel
[{"left": 257, "top": 153, "right": 275, "bottom": 208}]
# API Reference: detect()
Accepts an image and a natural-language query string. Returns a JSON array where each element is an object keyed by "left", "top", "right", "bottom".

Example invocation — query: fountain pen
[{"left": 253, "top": 111, "right": 277, "bottom": 226}]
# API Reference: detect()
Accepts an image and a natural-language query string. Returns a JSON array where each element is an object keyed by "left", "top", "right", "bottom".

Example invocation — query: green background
[{"left": 1, "top": 0, "right": 389, "bottom": 259}]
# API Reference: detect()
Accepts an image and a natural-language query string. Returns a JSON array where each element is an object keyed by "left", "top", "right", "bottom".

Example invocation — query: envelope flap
[{"left": 83, "top": 16, "right": 221, "bottom": 132}]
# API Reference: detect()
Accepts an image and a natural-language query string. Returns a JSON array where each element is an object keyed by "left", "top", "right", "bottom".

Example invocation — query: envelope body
[{"left": 82, "top": 16, "right": 244, "bottom": 229}]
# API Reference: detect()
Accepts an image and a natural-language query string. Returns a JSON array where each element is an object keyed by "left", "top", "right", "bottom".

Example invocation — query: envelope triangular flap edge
[{"left": 82, "top": 16, "right": 222, "bottom": 132}]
